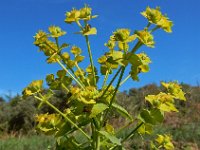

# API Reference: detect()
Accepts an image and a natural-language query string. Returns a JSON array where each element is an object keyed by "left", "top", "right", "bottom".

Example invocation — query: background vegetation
[{"left": 0, "top": 83, "right": 199, "bottom": 149}]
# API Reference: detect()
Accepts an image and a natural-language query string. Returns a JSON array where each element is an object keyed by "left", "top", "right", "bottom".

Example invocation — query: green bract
[
  {"left": 23, "top": 5, "right": 185, "bottom": 150},
  {"left": 111, "top": 29, "right": 136, "bottom": 43},
  {"left": 135, "top": 29, "right": 155, "bottom": 47}
]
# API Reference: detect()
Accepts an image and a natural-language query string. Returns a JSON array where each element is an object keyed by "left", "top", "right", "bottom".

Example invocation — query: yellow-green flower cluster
[
  {"left": 145, "top": 92, "right": 178, "bottom": 112},
  {"left": 145, "top": 82, "right": 186, "bottom": 112},
  {"left": 107, "top": 28, "right": 137, "bottom": 51},
  {"left": 22, "top": 80, "right": 43, "bottom": 98},
  {"left": 34, "top": 30, "right": 48, "bottom": 46},
  {"left": 137, "top": 52, "right": 151, "bottom": 72},
  {"left": 70, "top": 86, "right": 100, "bottom": 104},
  {"left": 34, "top": 26, "right": 67, "bottom": 63},
  {"left": 36, "top": 113, "right": 62, "bottom": 135},
  {"left": 151, "top": 134, "right": 174, "bottom": 150},
  {"left": 129, "top": 52, "right": 151, "bottom": 81},
  {"left": 46, "top": 70, "right": 72, "bottom": 90},
  {"left": 161, "top": 82, "right": 186, "bottom": 100},
  {"left": 65, "top": 5, "right": 97, "bottom": 24},
  {"left": 141, "top": 7, "right": 173, "bottom": 33},
  {"left": 48, "top": 26, "right": 66, "bottom": 38}
]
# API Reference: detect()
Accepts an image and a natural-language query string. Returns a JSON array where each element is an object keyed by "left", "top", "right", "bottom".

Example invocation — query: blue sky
[{"left": 0, "top": 0, "right": 200, "bottom": 96}]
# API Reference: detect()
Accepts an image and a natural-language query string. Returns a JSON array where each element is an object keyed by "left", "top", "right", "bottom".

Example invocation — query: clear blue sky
[{"left": 0, "top": 0, "right": 200, "bottom": 96}]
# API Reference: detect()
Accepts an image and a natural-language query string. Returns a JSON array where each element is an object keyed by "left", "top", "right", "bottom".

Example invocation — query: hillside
[{"left": 0, "top": 83, "right": 199, "bottom": 149}]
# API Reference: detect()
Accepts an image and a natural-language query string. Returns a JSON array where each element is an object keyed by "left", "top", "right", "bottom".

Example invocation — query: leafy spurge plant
[{"left": 23, "top": 5, "right": 186, "bottom": 150}]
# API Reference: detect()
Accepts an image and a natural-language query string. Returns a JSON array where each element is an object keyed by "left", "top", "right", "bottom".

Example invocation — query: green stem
[
  {"left": 150, "top": 25, "right": 160, "bottom": 33},
  {"left": 116, "top": 120, "right": 134, "bottom": 135},
  {"left": 91, "top": 120, "right": 100, "bottom": 150},
  {"left": 76, "top": 20, "right": 96, "bottom": 86},
  {"left": 146, "top": 22, "right": 151, "bottom": 28},
  {"left": 57, "top": 59, "right": 85, "bottom": 89},
  {"left": 75, "top": 62, "right": 90, "bottom": 86},
  {"left": 102, "top": 69, "right": 110, "bottom": 88},
  {"left": 61, "top": 83, "right": 69, "bottom": 92},
  {"left": 45, "top": 41, "right": 57, "bottom": 53},
  {"left": 120, "top": 74, "right": 131, "bottom": 86},
  {"left": 91, "top": 122, "right": 96, "bottom": 148},
  {"left": 100, "top": 67, "right": 122, "bottom": 99},
  {"left": 102, "top": 67, "right": 126, "bottom": 126},
  {"left": 46, "top": 38, "right": 74, "bottom": 75},
  {"left": 130, "top": 41, "right": 142, "bottom": 54},
  {"left": 55, "top": 37, "right": 60, "bottom": 51},
  {"left": 110, "top": 122, "right": 143, "bottom": 150},
  {"left": 76, "top": 20, "right": 84, "bottom": 30},
  {"left": 92, "top": 118, "right": 101, "bottom": 150},
  {"left": 122, "top": 122, "right": 143, "bottom": 143},
  {"left": 96, "top": 132, "right": 100, "bottom": 150},
  {"left": 55, "top": 37, "right": 78, "bottom": 78},
  {"left": 34, "top": 95, "right": 90, "bottom": 140},
  {"left": 46, "top": 37, "right": 79, "bottom": 85},
  {"left": 55, "top": 37, "right": 68, "bottom": 70},
  {"left": 85, "top": 35, "right": 96, "bottom": 86}
]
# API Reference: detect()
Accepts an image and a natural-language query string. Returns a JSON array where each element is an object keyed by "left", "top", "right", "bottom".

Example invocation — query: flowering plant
[{"left": 23, "top": 5, "right": 185, "bottom": 150}]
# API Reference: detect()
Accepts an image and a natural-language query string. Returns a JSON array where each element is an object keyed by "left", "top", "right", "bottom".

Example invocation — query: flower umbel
[
  {"left": 141, "top": 7, "right": 173, "bottom": 33},
  {"left": 65, "top": 5, "right": 97, "bottom": 24}
]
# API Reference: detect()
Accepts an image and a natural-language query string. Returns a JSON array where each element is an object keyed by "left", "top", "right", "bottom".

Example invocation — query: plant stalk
[
  {"left": 102, "top": 67, "right": 126, "bottom": 126},
  {"left": 100, "top": 67, "right": 122, "bottom": 99},
  {"left": 76, "top": 20, "right": 96, "bottom": 86},
  {"left": 120, "top": 74, "right": 131, "bottom": 86},
  {"left": 57, "top": 59, "right": 85, "bottom": 89},
  {"left": 85, "top": 35, "right": 96, "bottom": 86},
  {"left": 102, "top": 69, "right": 110, "bottom": 88},
  {"left": 122, "top": 122, "right": 143, "bottom": 143}
]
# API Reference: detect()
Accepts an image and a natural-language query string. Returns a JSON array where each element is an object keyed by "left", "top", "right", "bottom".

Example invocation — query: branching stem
[
  {"left": 102, "top": 67, "right": 126, "bottom": 126},
  {"left": 57, "top": 59, "right": 85, "bottom": 89}
]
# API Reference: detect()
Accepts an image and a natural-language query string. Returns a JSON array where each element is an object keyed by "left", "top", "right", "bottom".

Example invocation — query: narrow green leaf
[
  {"left": 99, "top": 131, "right": 121, "bottom": 145},
  {"left": 112, "top": 103, "right": 133, "bottom": 121},
  {"left": 89, "top": 103, "right": 108, "bottom": 118}
]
